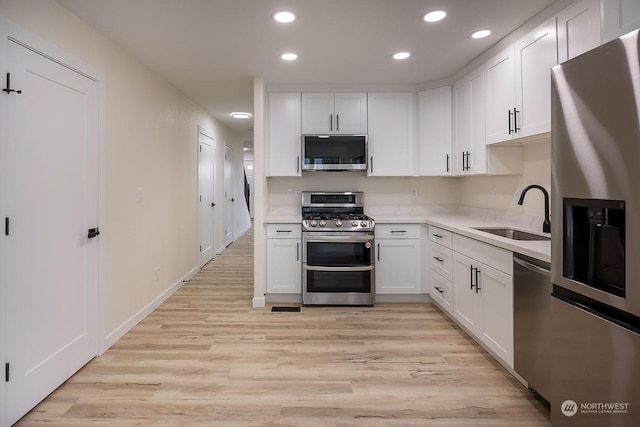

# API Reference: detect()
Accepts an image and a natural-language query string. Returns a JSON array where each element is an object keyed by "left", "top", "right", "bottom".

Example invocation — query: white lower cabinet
[
  {"left": 375, "top": 224, "right": 422, "bottom": 294},
  {"left": 266, "top": 224, "right": 301, "bottom": 294},
  {"left": 429, "top": 225, "right": 514, "bottom": 368},
  {"left": 452, "top": 235, "right": 513, "bottom": 367}
]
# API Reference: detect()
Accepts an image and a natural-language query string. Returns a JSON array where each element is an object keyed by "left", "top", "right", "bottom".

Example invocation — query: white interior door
[
  {"left": 224, "top": 145, "right": 234, "bottom": 246},
  {"left": 4, "top": 40, "right": 99, "bottom": 424},
  {"left": 198, "top": 130, "right": 215, "bottom": 266}
]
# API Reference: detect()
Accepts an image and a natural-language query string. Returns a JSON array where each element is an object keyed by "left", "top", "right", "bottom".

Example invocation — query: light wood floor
[{"left": 17, "top": 227, "right": 550, "bottom": 426}]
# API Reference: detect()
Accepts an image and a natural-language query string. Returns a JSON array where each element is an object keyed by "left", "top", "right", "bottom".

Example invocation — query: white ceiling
[{"left": 56, "top": 0, "right": 557, "bottom": 147}]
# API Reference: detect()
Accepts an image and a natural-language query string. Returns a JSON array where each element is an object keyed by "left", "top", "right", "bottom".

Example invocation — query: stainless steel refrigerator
[{"left": 550, "top": 29, "right": 640, "bottom": 426}]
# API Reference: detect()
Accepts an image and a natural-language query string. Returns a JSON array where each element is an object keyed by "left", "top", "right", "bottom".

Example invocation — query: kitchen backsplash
[{"left": 267, "top": 139, "right": 551, "bottom": 220}]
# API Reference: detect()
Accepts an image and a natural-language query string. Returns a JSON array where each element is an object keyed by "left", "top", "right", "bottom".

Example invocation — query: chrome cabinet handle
[
  {"left": 446, "top": 154, "right": 450, "bottom": 172},
  {"left": 296, "top": 242, "right": 299, "bottom": 261},
  {"left": 390, "top": 230, "right": 407, "bottom": 233},
  {"left": 370, "top": 156, "right": 373, "bottom": 173},
  {"left": 276, "top": 230, "right": 292, "bottom": 233},
  {"left": 296, "top": 156, "right": 300, "bottom": 173},
  {"left": 475, "top": 267, "right": 481, "bottom": 293},
  {"left": 336, "top": 114, "right": 340, "bottom": 132},
  {"left": 508, "top": 109, "right": 513, "bottom": 134},
  {"left": 330, "top": 114, "right": 333, "bottom": 131},
  {"left": 377, "top": 243, "right": 380, "bottom": 262},
  {"left": 514, "top": 108, "right": 520, "bottom": 132}
]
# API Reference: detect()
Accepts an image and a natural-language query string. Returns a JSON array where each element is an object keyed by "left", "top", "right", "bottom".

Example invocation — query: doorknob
[
  {"left": 88, "top": 228, "right": 100, "bottom": 238},
  {"left": 211, "top": 202, "right": 216, "bottom": 207}
]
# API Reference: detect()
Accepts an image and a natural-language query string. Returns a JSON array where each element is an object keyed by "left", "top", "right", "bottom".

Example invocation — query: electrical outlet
[
  {"left": 154, "top": 266, "right": 160, "bottom": 282},
  {"left": 137, "top": 187, "right": 144, "bottom": 202},
  {"left": 410, "top": 187, "right": 417, "bottom": 198},
  {"left": 287, "top": 188, "right": 294, "bottom": 199},
  {"left": 489, "top": 189, "right": 494, "bottom": 202}
]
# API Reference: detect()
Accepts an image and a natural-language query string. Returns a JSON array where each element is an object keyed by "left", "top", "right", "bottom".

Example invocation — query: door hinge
[
  {"left": 5, "top": 363, "right": 9, "bottom": 382},
  {"left": 5, "top": 217, "right": 8, "bottom": 236}
]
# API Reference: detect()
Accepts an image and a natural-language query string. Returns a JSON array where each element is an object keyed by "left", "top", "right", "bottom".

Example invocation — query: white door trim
[{"left": 198, "top": 126, "right": 215, "bottom": 267}]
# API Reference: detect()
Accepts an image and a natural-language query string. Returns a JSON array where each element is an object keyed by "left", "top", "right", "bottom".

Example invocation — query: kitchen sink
[{"left": 472, "top": 227, "right": 550, "bottom": 241}]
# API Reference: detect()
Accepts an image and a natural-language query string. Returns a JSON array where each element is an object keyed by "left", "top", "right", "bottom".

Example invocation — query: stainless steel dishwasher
[{"left": 514, "top": 253, "right": 551, "bottom": 402}]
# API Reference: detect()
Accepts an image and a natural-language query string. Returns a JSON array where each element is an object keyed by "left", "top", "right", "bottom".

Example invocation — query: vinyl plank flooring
[{"left": 16, "top": 226, "right": 549, "bottom": 426}]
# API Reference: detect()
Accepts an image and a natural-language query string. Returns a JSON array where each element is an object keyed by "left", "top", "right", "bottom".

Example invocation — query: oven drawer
[
  {"left": 376, "top": 224, "right": 420, "bottom": 239},
  {"left": 266, "top": 224, "right": 301, "bottom": 239}
]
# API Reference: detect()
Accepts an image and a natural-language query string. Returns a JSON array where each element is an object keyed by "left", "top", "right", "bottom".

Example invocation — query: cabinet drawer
[
  {"left": 376, "top": 224, "right": 421, "bottom": 239},
  {"left": 429, "top": 226, "right": 452, "bottom": 247},
  {"left": 266, "top": 224, "right": 302, "bottom": 239},
  {"left": 452, "top": 234, "right": 512, "bottom": 275},
  {"left": 430, "top": 271, "right": 453, "bottom": 314},
  {"left": 430, "top": 242, "right": 453, "bottom": 281}
]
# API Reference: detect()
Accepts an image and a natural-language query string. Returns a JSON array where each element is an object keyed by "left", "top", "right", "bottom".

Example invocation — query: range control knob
[
  {"left": 360, "top": 221, "right": 368, "bottom": 227},
  {"left": 319, "top": 219, "right": 326, "bottom": 227},
  {"left": 310, "top": 220, "right": 318, "bottom": 227},
  {"left": 335, "top": 220, "right": 343, "bottom": 227},
  {"left": 351, "top": 220, "right": 359, "bottom": 228}
]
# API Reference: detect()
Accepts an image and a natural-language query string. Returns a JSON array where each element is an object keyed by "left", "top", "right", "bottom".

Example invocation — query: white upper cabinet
[
  {"left": 514, "top": 18, "right": 559, "bottom": 138},
  {"left": 267, "top": 92, "right": 301, "bottom": 177},
  {"left": 485, "top": 18, "right": 558, "bottom": 144},
  {"left": 301, "top": 92, "right": 367, "bottom": 134},
  {"left": 602, "top": 0, "right": 640, "bottom": 43},
  {"left": 453, "top": 66, "right": 487, "bottom": 175},
  {"left": 557, "top": 0, "right": 602, "bottom": 63},
  {"left": 485, "top": 48, "right": 516, "bottom": 144},
  {"left": 367, "top": 92, "right": 416, "bottom": 176},
  {"left": 418, "top": 86, "right": 453, "bottom": 176}
]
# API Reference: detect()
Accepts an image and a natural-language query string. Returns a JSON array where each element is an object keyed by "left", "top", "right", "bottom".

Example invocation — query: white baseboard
[
  {"left": 375, "top": 294, "right": 432, "bottom": 303},
  {"left": 265, "top": 293, "right": 302, "bottom": 303},
  {"left": 252, "top": 296, "right": 266, "bottom": 308},
  {"left": 101, "top": 264, "right": 199, "bottom": 352}
]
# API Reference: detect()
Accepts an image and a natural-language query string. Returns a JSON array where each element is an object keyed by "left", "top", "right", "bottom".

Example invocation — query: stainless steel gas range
[{"left": 301, "top": 191, "right": 375, "bottom": 305}]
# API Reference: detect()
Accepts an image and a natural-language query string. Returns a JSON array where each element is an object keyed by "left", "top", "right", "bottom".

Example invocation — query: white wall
[
  {"left": 267, "top": 175, "right": 459, "bottom": 209},
  {"left": 0, "top": 0, "right": 249, "bottom": 347},
  {"left": 458, "top": 139, "right": 551, "bottom": 218}
]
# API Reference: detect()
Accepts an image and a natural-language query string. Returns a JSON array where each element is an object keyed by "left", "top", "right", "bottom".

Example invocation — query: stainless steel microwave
[{"left": 302, "top": 135, "right": 367, "bottom": 172}]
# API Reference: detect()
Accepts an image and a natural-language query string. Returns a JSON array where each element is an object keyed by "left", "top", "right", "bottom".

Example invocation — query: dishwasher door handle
[{"left": 514, "top": 256, "right": 550, "bottom": 276}]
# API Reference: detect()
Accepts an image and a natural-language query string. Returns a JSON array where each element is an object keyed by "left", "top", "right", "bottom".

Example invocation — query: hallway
[{"left": 17, "top": 226, "right": 549, "bottom": 426}]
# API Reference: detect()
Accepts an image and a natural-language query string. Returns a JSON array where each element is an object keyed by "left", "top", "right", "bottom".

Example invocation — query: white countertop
[{"left": 264, "top": 207, "right": 551, "bottom": 263}]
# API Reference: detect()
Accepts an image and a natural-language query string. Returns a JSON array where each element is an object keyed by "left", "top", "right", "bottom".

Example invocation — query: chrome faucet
[{"left": 518, "top": 185, "right": 551, "bottom": 233}]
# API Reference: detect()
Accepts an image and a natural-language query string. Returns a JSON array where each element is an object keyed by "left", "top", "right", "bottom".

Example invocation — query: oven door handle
[
  {"left": 303, "top": 235, "right": 375, "bottom": 243},
  {"left": 303, "top": 265, "right": 374, "bottom": 272}
]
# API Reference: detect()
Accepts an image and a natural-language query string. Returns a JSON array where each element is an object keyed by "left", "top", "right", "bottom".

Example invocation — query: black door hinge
[
  {"left": 5, "top": 363, "right": 9, "bottom": 382},
  {"left": 5, "top": 217, "right": 9, "bottom": 236},
  {"left": 3, "top": 73, "right": 22, "bottom": 94}
]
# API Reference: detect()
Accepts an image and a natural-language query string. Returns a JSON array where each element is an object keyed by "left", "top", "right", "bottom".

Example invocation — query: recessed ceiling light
[
  {"left": 274, "top": 11, "right": 295, "bottom": 23},
  {"left": 230, "top": 112, "right": 253, "bottom": 119},
  {"left": 423, "top": 11, "right": 446, "bottom": 23},
  {"left": 470, "top": 29, "right": 492, "bottom": 39},
  {"left": 393, "top": 52, "right": 411, "bottom": 60},
  {"left": 281, "top": 52, "right": 298, "bottom": 61}
]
